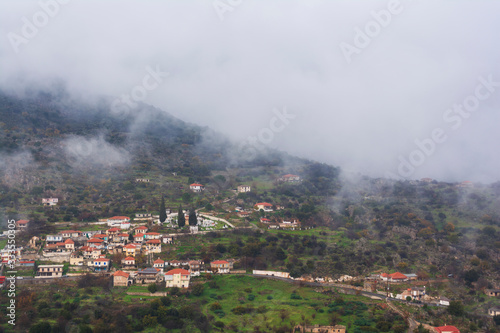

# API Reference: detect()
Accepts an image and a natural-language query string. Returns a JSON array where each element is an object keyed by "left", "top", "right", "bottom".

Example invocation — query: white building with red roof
[
  {"left": 153, "top": 258, "right": 165, "bottom": 272},
  {"left": 165, "top": 268, "right": 190, "bottom": 288},
  {"left": 145, "top": 239, "right": 161, "bottom": 254},
  {"left": 254, "top": 202, "right": 273, "bottom": 212},
  {"left": 134, "top": 226, "right": 148, "bottom": 234},
  {"left": 144, "top": 232, "right": 161, "bottom": 240},
  {"left": 434, "top": 326, "right": 460, "bottom": 333},
  {"left": 16, "top": 220, "right": 29, "bottom": 230},
  {"left": 87, "top": 238, "right": 105, "bottom": 249},
  {"left": 210, "top": 260, "right": 230, "bottom": 274},
  {"left": 189, "top": 183, "right": 204, "bottom": 192}
]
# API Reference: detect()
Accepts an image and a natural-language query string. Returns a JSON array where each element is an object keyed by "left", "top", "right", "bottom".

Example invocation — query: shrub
[
  {"left": 148, "top": 284, "right": 158, "bottom": 293},
  {"left": 210, "top": 302, "right": 222, "bottom": 311},
  {"left": 248, "top": 294, "right": 255, "bottom": 301},
  {"left": 267, "top": 295, "right": 273, "bottom": 300}
]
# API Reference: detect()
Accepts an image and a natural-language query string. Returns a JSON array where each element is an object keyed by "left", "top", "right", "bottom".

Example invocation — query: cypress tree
[
  {"left": 189, "top": 209, "right": 197, "bottom": 226},
  {"left": 159, "top": 196, "right": 167, "bottom": 223},
  {"left": 178, "top": 205, "right": 185, "bottom": 228}
]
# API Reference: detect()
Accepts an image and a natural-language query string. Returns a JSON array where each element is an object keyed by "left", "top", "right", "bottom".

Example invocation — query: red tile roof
[
  {"left": 17, "top": 220, "right": 29, "bottom": 224},
  {"left": 135, "top": 226, "right": 148, "bottom": 230},
  {"left": 94, "top": 258, "right": 110, "bottom": 262},
  {"left": 64, "top": 239, "right": 74, "bottom": 244},
  {"left": 88, "top": 238, "right": 104, "bottom": 243},
  {"left": 211, "top": 260, "right": 229, "bottom": 265},
  {"left": 108, "top": 216, "right": 130, "bottom": 220},
  {"left": 146, "top": 239, "right": 161, "bottom": 244},
  {"left": 165, "top": 268, "right": 190, "bottom": 276},
  {"left": 124, "top": 244, "right": 137, "bottom": 249},
  {"left": 113, "top": 271, "right": 129, "bottom": 278},
  {"left": 190, "top": 183, "right": 203, "bottom": 186},
  {"left": 145, "top": 232, "right": 160, "bottom": 235},
  {"left": 435, "top": 326, "right": 460, "bottom": 333},
  {"left": 107, "top": 228, "right": 121, "bottom": 232},
  {"left": 154, "top": 259, "right": 165, "bottom": 264},
  {"left": 389, "top": 272, "right": 407, "bottom": 280},
  {"left": 123, "top": 256, "right": 135, "bottom": 261},
  {"left": 254, "top": 202, "right": 272, "bottom": 207}
]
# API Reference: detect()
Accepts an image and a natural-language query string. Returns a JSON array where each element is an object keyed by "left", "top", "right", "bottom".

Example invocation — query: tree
[
  {"left": 159, "top": 196, "right": 167, "bottom": 223},
  {"left": 148, "top": 284, "right": 158, "bottom": 293},
  {"left": 178, "top": 205, "right": 185, "bottom": 228},
  {"left": 447, "top": 301, "right": 464, "bottom": 316},
  {"left": 191, "top": 283, "right": 205, "bottom": 296},
  {"left": 189, "top": 209, "right": 197, "bottom": 226},
  {"left": 29, "top": 322, "right": 52, "bottom": 333}
]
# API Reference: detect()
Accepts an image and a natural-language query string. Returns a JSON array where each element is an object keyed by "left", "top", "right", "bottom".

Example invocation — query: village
[{"left": 1, "top": 174, "right": 499, "bottom": 333}]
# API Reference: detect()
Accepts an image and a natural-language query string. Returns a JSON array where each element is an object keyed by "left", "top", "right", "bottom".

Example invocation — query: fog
[{"left": 1, "top": 0, "right": 499, "bottom": 183}]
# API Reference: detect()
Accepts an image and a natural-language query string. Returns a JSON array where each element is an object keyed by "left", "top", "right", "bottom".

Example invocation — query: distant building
[
  {"left": 237, "top": 185, "right": 251, "bottom": 193},
  {"left": 485, "top": 289, "right": 500, "bottom": 297},
  {"left": 439, "top": 296, "right": 450, "bottom": 306},
  {"left": 254, "top": 202, "right": 273, "bottom": 211},
  {"left": 122, "top": 256, "right": 136, "bottom": 268},
  {"left": 145, "top": 239, "right": 161, "bottom": 254},
  {"left": 42, "top": 198, "right": 58, "bottom": 206},
  {"left": 211, "top": 260, "right": 230, "bottom": 274},
  {"left": 434, "top": 326, "right": 460, "bottom": 333},
  {"left": 113, "top": 271, "right": 132, "bottom": 287},
  {"left": 135, "top": 178, "right": 150, "bottom": 183},
  {"left": 153, "top": 258, "right": 165, "bottom": 272},
  {"left": 489, "top": 307, "right": 500, "bottom": 316},
  {"left": 16, "top": 220, "right": 29, "bottom": 230},
  {"left": 165, "top": 268, "right": 190, "bottom": 288},
  {"left": 107, "top": 216, "right": 131, "bottom": 227},
  {"left": 136, "top": 267, "right": 161, "bottom": 284},
  {"left": 293, "top": 324, "right": 346, "bottom": 333},
  {"left": 189, "top": 260, "right": 202, "bottom": 276},
  {"left": 36, "top": 265, "right": 63, "bottom": 278},
  {"left": 190, "top": 183, "right": 204, "bottom": 192},
  {"left": 93, "top": 258, "right": 110, "bottom": 272},
  {"left": 277, "top": 174, "right": 301, "bottom": 183}
]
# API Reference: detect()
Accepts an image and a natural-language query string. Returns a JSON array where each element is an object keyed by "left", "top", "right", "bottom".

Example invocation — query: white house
[
  {"left": 439, "top": 296, "right": 450, "bottom": 306},
  {"left": 237, "top": 185, "right": 251, "bottom": 193},
  {"left": 107, "top": 216, "right": 131, "bottom": 227},
  {"left": 42, "top": 198, "right": 58, "bottom": 206},
  {"left": 189, "top": 183, "right": 204, "bottom": 192}
]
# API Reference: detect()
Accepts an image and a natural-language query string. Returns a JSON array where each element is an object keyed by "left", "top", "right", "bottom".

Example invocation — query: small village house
[
  {"left": 121, "top": 256, "right": 136, "bottom": 268},
  {"left": 254, "top": 202, "right": 273, "bottom": 212},
  {"left": 153, "top": 258, "right": 165, "bottom": 272},
  {"left": 485, "top": 289, "right": 500, "bottom": 297},
  {"left": 16, "top": 220, "right": 29, "bottom": 230},
  {"left": 237, "top": 185, "right": 251, "bottom": 193},
  {"left": 278, "top": 174, "right": 301, "bottom": 183},
  {"left": 211, "top": 260, "right": 230, "bottom": 274},
  {"left": 134, "top": 226, "right": 148, "bottom": 234},
  {"left": 42, "top": 198, "right": 58, "bottom": 206},
  {"left": 189, "top": 183, "right": 204, "bottom": 192},
  {"left": 145, "top": 239, "right": 162, "bottom": 254},
  {"left": 489, "top": 307, "right": 500, "bottom": 316},
  {"left": 434, "top": 326, "right": 460, "bottom": 333},
  {"left": 188, "top": 260, "right": 202, "bottom": 276},
  {"left": 165, "top": 268, "right": 190, "bottom": 288},
  {"left": 93, "top": 258, "right": 110, "bottom": 272},
  {"left": 136, "top": 267, "right": 161, "bottom": 284},
  {"left": 113, "top": 271, "right": 132, "bottom": 287},
  {"left": 124, "top": 244, "right": 139, "bottom": 257},
  {"left": 36, "top": 265, "right": 63, "bottom": 278}
]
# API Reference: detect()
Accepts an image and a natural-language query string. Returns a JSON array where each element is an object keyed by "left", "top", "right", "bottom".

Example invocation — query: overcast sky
[{"left": 1, "top": 0, "right": 499, "bottom": 183}]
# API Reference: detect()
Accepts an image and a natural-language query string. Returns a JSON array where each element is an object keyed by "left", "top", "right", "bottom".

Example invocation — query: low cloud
[{"left": 62, "top": 135, "right": 130, "bottom": 169}]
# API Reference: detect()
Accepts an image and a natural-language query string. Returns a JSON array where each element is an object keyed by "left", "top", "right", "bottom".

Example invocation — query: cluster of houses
[{"left": 112, "top": 259, "right": 236, "bottom": 288}]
